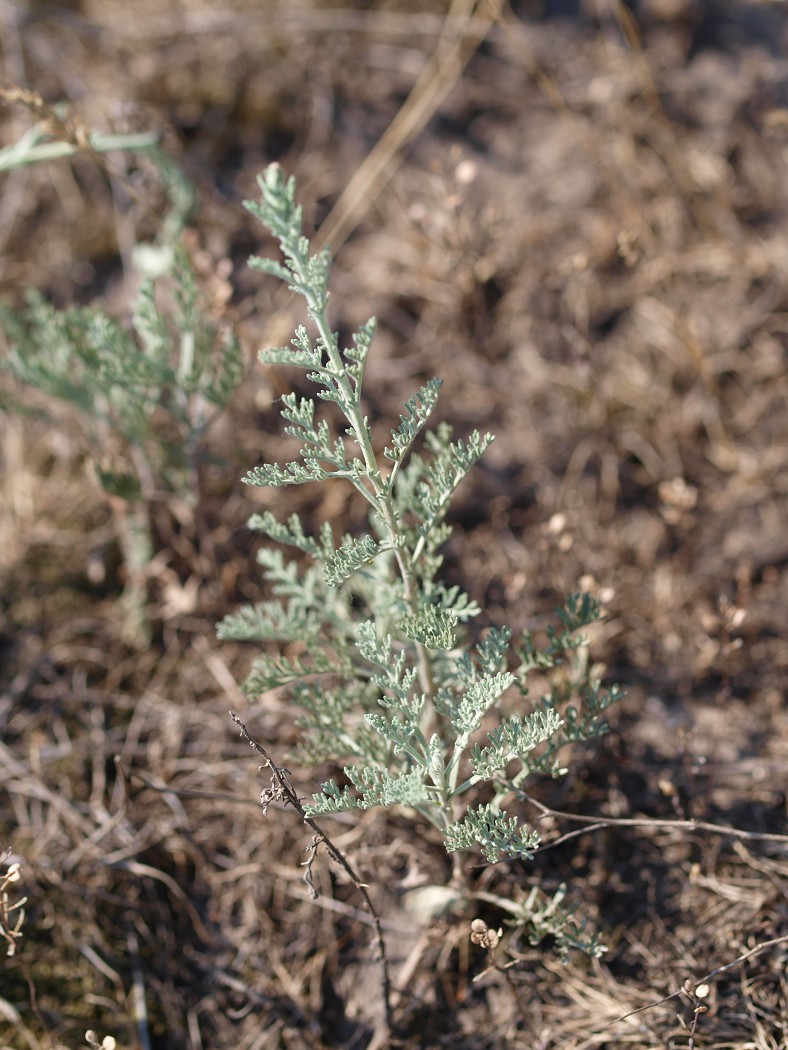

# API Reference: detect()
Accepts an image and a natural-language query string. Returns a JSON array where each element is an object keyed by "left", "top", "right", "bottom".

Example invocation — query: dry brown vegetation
[{"left": 1, "top": 1, "right": 788, "bottom": 1048}]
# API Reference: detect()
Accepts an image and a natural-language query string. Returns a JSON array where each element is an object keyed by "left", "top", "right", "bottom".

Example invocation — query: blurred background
[{"left": 1, "top": 2, "right": 787, "bottom": 1048}]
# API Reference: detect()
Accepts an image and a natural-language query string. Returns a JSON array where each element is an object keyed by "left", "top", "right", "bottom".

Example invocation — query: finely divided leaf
[
  {"left": 343, "top": 318, "right": 376, "bottom": 393},
  {"left": 400, "top": 606, "right": 458, "bottom": 651},
  {"left": 452, "top": 672, "right": 516, "bottom": 736},
  {"left": 445, "top": 803, "right": 541, "bottom": 863},
  {"left": 216, "top": 601, "right": 321, "bottom": 643},
  {"left": 347, "top": 765, "right": 429, "bottom": 809},
  {"left": 414, "top": 429, "right": 494, "bottom": 535},
  {"left": 305, "top": 780, "right": 362, "bottom": 815},
  {"left": 469, "top": 707, "right": 564, "bottom": 778},
  {"left": 425, "top": 582, "right": 480, "bottom": 623},
  {"left": 305, "top": 765, "right": 429, "bottom": 816},
  {"left": 365, "top": 711, "right": 421, "bottom": 753},
  {"left": 385, "top": 377, "right": 443, "bottom": 462},
  {"left": 324, "top": 535, "right": 380, "bottom": 586},
  {"left": 242, "top": 460, "right": 327, "bottom": 487},
  {"left": 247, "top": 511, "right": 320, "bottom": 556},
  {"left": 242, "top": 648, "right": 349, "bottom": 695}
]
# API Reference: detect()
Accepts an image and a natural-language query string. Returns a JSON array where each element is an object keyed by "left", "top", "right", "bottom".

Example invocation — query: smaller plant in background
[
  {"left": 0, "top": 83, "right": 192, "bottom": 242},
  {"left": 1, "top": 245, "right": 242, "bottom": 642},
  {"left": 0, "top": 91, "right": 243, "bottom": 642},
  {"left": 0, "top": 84, "right": 161, "bottom": 173},
  {"left": 221, "top": 165, "right": 623, "bottom": 960},
  {"left": 1, "top": 243, "right": 242, "bottom": 504}
]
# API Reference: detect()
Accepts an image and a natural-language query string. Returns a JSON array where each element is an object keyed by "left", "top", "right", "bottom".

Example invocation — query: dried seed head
[
  {"left": 486, "top": 926, "right": 502, "bottom": 950},
  {"left": 470, "top": 918, "right": 488, "bottom": 946},
  {"left": 469, "top": 918, "right": 503, "bottom": 950}
]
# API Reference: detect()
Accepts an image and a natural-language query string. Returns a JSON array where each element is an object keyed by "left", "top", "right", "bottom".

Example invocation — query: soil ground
[{"left": 1, "top": 2, "right": 787, "bottom": 1048}]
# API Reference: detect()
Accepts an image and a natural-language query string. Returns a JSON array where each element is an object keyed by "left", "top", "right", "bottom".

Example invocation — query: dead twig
[
  {"left": 610, "top": 932, "right": 788, "bottom": 1028},
  {"left": 520, "top": 793, "right": 788, "bottom": 851},
  {"left": 126, "top": 766, "right": 262, "bottom": 808},
  {"left": 313, "top": 0, "right": 504, "bottom": 256},
  {"left": 230, "top": 711, "right": 393, "bottom": 1039}
]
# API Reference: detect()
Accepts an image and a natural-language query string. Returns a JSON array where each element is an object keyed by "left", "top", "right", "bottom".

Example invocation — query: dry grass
[{"left": 1, "top": 1, "right": 787, "bottom": 1047}]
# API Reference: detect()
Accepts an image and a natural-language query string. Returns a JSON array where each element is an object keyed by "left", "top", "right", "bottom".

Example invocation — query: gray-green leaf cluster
[
  {"left": 445, "top": 804, "right": 542, "bottom": 863},
  {"left": 0, "top": 243, "right": 242, "bottom": 502},
  {"left": 220, "top": 165, "right": 623, "bottom": 957}
]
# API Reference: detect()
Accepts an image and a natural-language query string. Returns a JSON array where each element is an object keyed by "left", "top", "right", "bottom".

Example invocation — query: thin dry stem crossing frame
[
  {"left": 520, "top": 793, "right": 788, "bottom": 851},
  {"left": 230, "top": 711, "right": 393, "bottom": 1037}
]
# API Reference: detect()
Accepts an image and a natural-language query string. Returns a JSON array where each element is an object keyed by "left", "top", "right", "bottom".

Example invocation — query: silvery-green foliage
[
  {"left": 444, "top": 804, "right": 542, "bottom": 863},
  {"left": 220, "top": 165, "right": 622, "bottom": 954},
  {"left": 485, "top": 882, "right": 608, "bottom": 961},
  {"left": 0, "top": 244, "right": 242, "bottom": 502}
]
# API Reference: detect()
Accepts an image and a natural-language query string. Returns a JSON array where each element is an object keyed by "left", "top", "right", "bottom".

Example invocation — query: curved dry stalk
[
  {"left": 313, "top": 0, "right": 504, "bottom": 256},
  {"left": 609, "top": 931, "right": 788, "bottom": 1029},
  {"left": 229, "top": 711, "right": 393, "bottom": 1037},
  {"left": 520, "top": 793, "right": 788, "bottom": 851}
]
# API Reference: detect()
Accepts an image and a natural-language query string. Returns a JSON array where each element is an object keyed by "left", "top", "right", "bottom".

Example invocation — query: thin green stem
[
  {"left": 306, "top": 295, "right": 437, "bottom": 705},
  {"left": 0, "top": 130, "right": 162, "bottom": 172}
]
